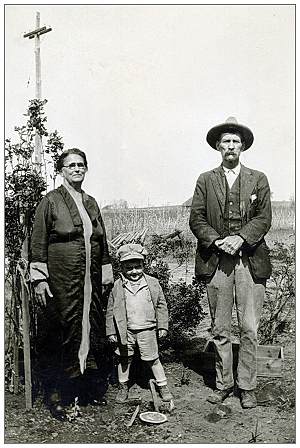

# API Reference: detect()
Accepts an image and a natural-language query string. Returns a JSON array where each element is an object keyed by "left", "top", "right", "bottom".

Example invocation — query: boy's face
[{"left": 121, "top": 259, "right": 144, "bottom": 282}]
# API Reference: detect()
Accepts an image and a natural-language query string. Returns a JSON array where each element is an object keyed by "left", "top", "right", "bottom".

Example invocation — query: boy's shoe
[
  {"left": 206, "top": 387, "right": 234, "bottom": 404},
  {"left": 157, "top": 385, "right": 173, "bottom": 402},
  {"left": 240, "top": 390, "right": 257, "bottom": 409},
  {"left": 116, "top": 382, "right": 129, "bottom": 403}
]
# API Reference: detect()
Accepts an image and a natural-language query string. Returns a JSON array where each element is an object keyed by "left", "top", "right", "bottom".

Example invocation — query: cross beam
[{"left": 24, "top": 26, "right": 52, "bottom": 39}]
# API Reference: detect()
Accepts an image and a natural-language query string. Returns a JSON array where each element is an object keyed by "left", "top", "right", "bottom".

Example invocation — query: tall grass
[
  {"left": 102, "top": 206, "right": 190, "bottom": 240},
  {"left": 102, "top": 203, "right": 295, "bottom": 243},
  {"left": 271, "top": 204, "right": 295, "bottom": 231}
]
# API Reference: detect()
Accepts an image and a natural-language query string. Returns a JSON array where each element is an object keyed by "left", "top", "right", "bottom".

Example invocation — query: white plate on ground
[{"left": 139, "top": 411, "right": 168, "bottom": 424}]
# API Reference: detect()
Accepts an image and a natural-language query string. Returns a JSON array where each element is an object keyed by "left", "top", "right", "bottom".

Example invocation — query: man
[{"left": 189, "top": 117, "right": 272, "bottom": 409}]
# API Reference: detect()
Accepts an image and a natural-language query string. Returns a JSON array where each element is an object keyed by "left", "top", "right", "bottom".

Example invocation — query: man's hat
[
  {"left": 206, "top": 117, "right": 254, "bottom": 151},
  {"left": 117, "top": 243, "right": 148, "bottom": 262}
]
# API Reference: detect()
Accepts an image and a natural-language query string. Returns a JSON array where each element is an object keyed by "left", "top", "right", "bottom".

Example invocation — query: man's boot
[
  {"left": 207, "top": 387, "right": 234, "bottom": 404},
  {"left": 240, "top": 389, "right": 257, "bottom": 409}
]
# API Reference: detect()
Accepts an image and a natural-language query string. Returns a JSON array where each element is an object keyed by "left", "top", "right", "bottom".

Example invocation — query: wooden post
[
  {"left": 13, "top": 332, "right": 20, "bottom": 395},
  {"left": 21, "top": 12, "right": 52, "bottom": 409},
  {"left": 34, "top": 12, "right": 42, "bottom": 170},
  {"left": 20, "top": 274, "right": 32, "bottom": 409},
  {"left": 12, "top": 285, "right": 20, "bottom": 394},
  {"left": 18, "top": 211, "right": 32, "bottom": 408},
  {"left": 24, "top": 12, "right": 52, "bottom": 171}
]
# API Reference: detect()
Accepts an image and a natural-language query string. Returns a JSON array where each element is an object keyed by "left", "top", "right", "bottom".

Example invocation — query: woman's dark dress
[{"left": 30, "top": 185, "right": 111, "bottom": 404}]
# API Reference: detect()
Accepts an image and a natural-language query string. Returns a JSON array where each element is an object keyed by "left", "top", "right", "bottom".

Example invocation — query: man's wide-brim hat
[{"left": 206, "top": 117, "right": 254, "bottom": 151}]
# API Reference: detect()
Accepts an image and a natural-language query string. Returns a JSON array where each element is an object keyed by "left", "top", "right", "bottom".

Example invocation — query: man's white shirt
[{"left": 222, "top": 163, "right": 241, "bottom": 189}]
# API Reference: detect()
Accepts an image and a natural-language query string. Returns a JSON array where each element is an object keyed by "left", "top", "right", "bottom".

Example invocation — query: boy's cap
[{"left": 117, "top": 243, "right": 148, "bottom": 262}]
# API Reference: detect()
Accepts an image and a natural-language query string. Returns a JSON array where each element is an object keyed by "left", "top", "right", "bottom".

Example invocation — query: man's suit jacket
[
  {"left": 189, "top": 164, "right": 272, "bottom": 280},
  {"left": 106, "top": 274, "right": 168, "bottom": 345}
]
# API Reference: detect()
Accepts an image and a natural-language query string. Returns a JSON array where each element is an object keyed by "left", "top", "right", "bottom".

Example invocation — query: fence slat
[{"left": 20, "top": 278, "right": 32, "bottom": 409}]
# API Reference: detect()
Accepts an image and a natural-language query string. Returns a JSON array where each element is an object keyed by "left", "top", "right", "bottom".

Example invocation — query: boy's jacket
[{"left": 106, "top": 274, "right": 168, "bottom": 345}]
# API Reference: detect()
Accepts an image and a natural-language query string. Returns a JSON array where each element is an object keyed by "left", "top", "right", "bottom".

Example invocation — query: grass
[
  {"left": 102, "top": 203, "right": 295, "bottom": 243},
  {"left": 102, "top": 206, "right": 190, "bottom": 240}
]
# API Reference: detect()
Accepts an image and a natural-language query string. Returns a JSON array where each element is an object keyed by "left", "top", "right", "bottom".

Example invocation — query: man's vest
[{"left": 223, "top": 175, "right": 242, "bottom": 236}]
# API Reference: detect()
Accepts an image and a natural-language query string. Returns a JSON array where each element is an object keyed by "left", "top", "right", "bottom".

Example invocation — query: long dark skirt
[{"left": 34, "top": 300, "right": 114, "bottom": 407}]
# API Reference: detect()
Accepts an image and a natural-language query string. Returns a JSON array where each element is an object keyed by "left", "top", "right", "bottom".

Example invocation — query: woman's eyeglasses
[{"left": 63, "top": 162, "right": 86, "bottom": 170}]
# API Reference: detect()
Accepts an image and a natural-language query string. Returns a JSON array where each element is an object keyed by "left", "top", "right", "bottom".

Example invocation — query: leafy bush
[
  {"left": 5, "top": 100, "right": 64, "bottom": 393},
  {"left": 165, "top": 278, "right": 207, "bottom": 346},
  {"left": 144, "top": 258, "right": 171, "bottom": 292},
  {"left": 146, "top": 232, "right": 195, "bottom": 264},
  {"left": 258, "top": 242, "right": 295, "bottom": 344}
]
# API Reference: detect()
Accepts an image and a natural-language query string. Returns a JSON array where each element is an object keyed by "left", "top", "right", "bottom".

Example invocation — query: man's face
[
  {"left": 122, "top": 259, "right": 144, "bottom": 282},
  {"left": 216, "top": 132, "right": 244, "bottom": 166}
]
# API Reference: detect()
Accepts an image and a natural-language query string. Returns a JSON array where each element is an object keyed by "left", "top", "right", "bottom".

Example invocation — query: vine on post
[{"left": 5, "top": 99, "right": 64, "bottom": 395}]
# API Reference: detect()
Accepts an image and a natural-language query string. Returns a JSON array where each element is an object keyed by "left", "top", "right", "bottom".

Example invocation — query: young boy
[{"left": 106, "top": 243, "right": 173, "bottom": 403}]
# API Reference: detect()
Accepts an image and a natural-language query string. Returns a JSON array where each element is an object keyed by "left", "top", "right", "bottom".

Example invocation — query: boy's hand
[
  {"left": 158, "top": 329, "right": 168, "bottom": 339},
  {"left": 108, "top": 335, "right": 117, "bottom": 343}
]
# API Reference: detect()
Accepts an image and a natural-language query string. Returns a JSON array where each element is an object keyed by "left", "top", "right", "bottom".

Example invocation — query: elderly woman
[{"left": 30, "top": 148, "right": 114, "bottom": 420}]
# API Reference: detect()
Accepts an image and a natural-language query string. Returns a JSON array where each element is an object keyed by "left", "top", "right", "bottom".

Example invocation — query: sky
[{"left": 5, "top": 4, "right": 295, "bottom": 207}]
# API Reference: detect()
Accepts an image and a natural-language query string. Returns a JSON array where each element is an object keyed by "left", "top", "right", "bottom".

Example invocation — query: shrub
[
  {"left": 165, "top": 278, "right": 207, "bottom": 346},
  {"left": 144, "top": 258, "right": 171, "bottom": 292},
  {"left": 258, "top": 242, "right": 295, "bottom": 344}
]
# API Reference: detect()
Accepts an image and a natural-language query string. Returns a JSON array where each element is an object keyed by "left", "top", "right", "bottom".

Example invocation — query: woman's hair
[{"left": 56, "top": 148, "right": 88, "bottom": 172}]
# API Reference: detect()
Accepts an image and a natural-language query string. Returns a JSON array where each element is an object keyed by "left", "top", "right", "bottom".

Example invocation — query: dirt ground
[
  {"left": 5, "top": 332, "right": 295, "bottom": 444},
  {"left": 5, "top": 257, "right": 295, "bottom": 444}
]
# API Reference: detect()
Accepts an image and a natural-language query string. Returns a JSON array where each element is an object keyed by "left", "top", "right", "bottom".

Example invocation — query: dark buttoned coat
[
  {"left": 189, "top": 164, "right": 272, "bottom": 280},
  {"left": 30, "top": 185, "right": 110, "bottom": 376}
]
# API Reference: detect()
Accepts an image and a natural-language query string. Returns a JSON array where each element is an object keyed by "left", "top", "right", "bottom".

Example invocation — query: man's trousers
[{"left": 206, "top": 253, "right": 265, "bottom": 391}]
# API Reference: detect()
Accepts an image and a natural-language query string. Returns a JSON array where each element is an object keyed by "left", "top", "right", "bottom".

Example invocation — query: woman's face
[{"left": 61, "top": 154, "right": 87, "bottom": 187}]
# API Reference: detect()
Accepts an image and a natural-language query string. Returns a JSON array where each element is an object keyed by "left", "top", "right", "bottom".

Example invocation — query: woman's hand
[
  {"left": 158, "top": 329, "right": 168, "bottom": 339},
  {"left": 108, "top": 335, "right": 118, "bottom": 343},
  {"left": 34, "top": 281, "right": 53, "bottom": 307}
]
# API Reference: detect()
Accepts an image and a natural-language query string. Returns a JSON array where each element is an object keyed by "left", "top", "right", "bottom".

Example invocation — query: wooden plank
[
  {"left": 20, "top": 276, "right": 32, "bottom": 409},
  {"left": 13, "top": 332, "right": 20, "bottom": 394},
  {"left": 149, "top": 379, "right": 160, "bottom": 412},
  {"left": 140, "top": 228, "right": 148, "bottom": 243},
  {"left": 125, "top": 405, "right": 140, "bottom": 427},
  {"left": 257, "top": 345, "right": 282, "bottom": 359},
  {"left": 11, "top": 283, "right": 20, "bottom": 394},
  {"left": 196, "top": 341, "right": 283, "bottom": 377},
  {"left": 257, "top": 358, "right": 282, "bottom": 377}
]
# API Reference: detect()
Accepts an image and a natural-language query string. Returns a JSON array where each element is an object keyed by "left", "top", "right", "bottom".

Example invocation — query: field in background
[{"left": 102, "top": 201, "right": 295, "bottom": 244}]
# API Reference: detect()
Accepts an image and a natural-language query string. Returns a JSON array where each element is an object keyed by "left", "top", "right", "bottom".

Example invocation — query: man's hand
[
  {"left": 108, "top": 335, "right": 118, "bottom": 343},
  {"left": 34, "top": 281, "right": 53, "bottom": 307},
  {"left": 158, "top": 329, "right": 168, "bottom": 339},
  {"left": 215, "top": 235, "right": 244, "bottom": 256}
]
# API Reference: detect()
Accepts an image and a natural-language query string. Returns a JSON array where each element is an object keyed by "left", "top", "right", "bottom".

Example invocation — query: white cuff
[
  {"left": 102, "top": 263, "right": 114, "bottom": 285},
  {"left": 30, "top": 262, "right": 49, "bottom": 282}
]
